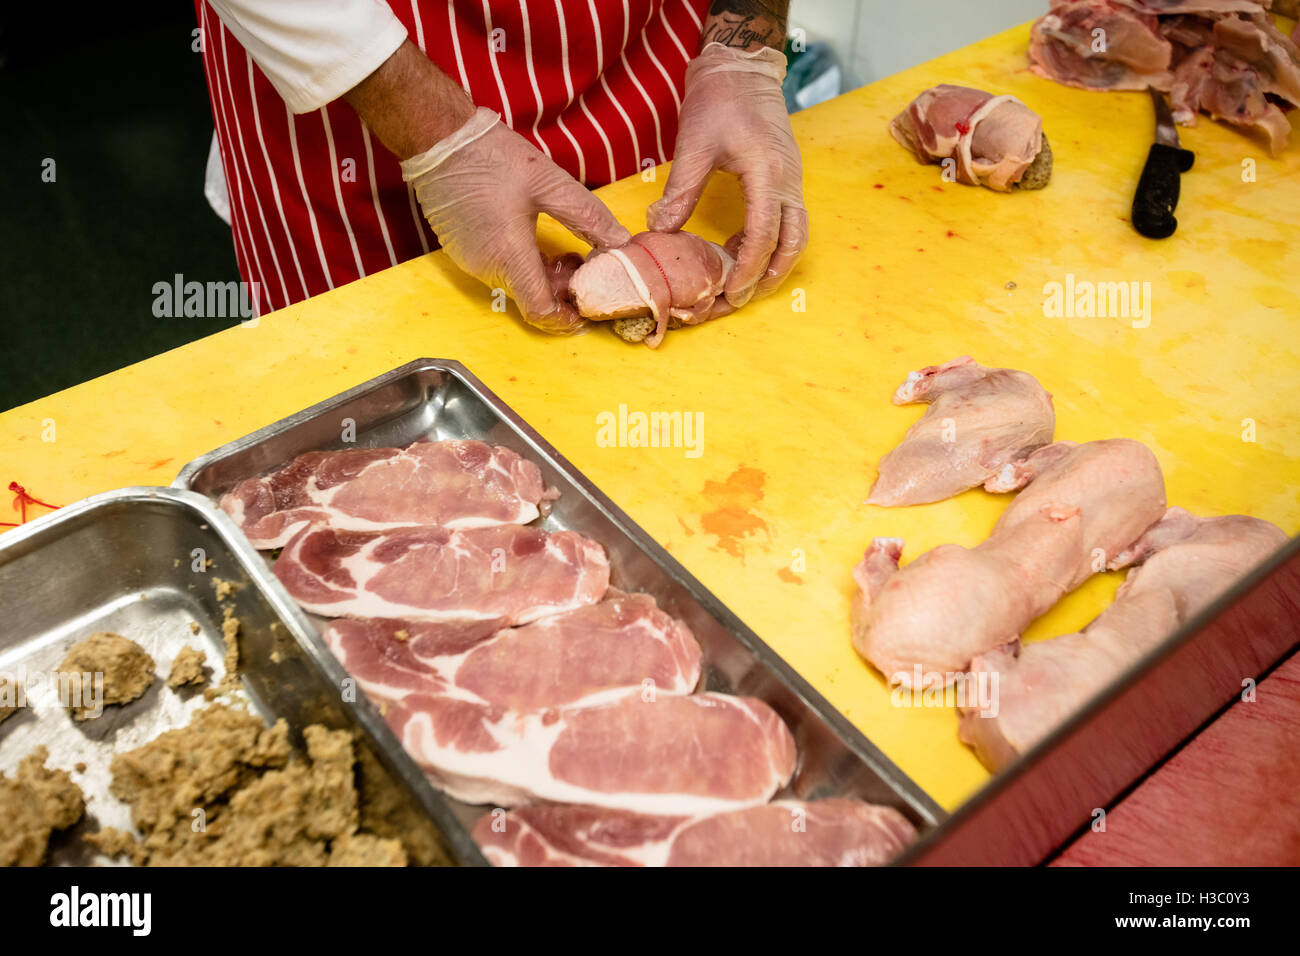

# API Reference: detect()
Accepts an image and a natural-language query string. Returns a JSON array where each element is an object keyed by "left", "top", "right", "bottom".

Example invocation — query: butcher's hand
[
  {"left": 648, "top": 42, "right": 808, "bottom": 309},
  {"left": 402, "top": 108, "right": 631, "bottom": 333}
]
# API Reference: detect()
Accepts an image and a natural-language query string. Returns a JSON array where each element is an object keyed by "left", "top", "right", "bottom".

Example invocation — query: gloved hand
[
  {"left": 648, "top": 42, "right": 809, "bottom": 309},
  {"left": 402, "top": 108, "right": 631, "bottom": 333}
]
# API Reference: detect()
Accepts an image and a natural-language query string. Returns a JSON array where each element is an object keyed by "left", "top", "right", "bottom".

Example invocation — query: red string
[
  {"left": 637, "top": 242, "right": 674, "bottom": 306},
  {"left": 3, "top": 482, "right": 60, "bottom": 527}
]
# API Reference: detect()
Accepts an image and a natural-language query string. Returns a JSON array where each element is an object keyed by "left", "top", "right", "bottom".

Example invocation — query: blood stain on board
[{"left": 699, "top": 466, "right": 769, "bottom": 559}]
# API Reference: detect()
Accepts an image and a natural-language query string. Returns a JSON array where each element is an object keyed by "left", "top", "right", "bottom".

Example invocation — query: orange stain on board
[
  {"left": 777, "top": 567, "right": 803, "bottom": 585},
  {"left": 699, "top": 466, "right": 768, "bottom": 559},
  {"left": 149, "top": 458, "right": 174, "bottom": 470}
]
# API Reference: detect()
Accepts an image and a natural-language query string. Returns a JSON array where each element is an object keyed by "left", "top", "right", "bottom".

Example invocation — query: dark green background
[{"left": 0, "top": 6, "right": 239, "bottom": 412}]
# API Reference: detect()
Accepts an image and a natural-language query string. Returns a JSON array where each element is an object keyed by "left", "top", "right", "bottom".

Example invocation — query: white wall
[{"left": 791, "top": 0, "right": 1046, "bottom": 88}]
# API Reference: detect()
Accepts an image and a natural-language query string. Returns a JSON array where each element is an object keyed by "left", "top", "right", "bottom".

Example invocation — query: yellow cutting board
[{"left": 2, "top": 23, "right": 1297, "bottom": 809}]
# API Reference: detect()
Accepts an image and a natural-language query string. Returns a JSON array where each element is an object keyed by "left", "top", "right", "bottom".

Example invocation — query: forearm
[
  {"left": 699, "top": 0, "right": 790, "bottom": 52},
  {"left": 344, "top": 40, "right": 476, "bottom": 160}
]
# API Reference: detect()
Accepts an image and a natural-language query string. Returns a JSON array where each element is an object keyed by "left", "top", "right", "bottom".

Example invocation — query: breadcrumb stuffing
[
  {"left": 0, "top": 676, "right": 18, "bottom": 725},
  {"left": 89, "top": 704, "right": 405, "bottom": 867},
  {"left": 56, "top": 632, "right": 155, "bottom": 720},
  {"left": 0, "top": 747, "right": 85, "bottom": 866},
  {"left": 166, "top": 646, "right": 207, "bottom": 689},
  {"left": 612, "top": 315, "right": 655, "bottom": 343}
]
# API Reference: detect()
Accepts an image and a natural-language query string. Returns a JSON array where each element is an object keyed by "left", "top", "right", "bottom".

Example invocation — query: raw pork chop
[
  {"left": 472, "top": 799, "right": 917, "bottom": 867},
  {"left": 322, "top": 592, "right": 703, "bottom": 709},
  {"left": 318, "top": 616, "right": 505, "bottom": 701},
  {"left": 867, "top": 356, "right": 1055, "bottom": 506},
  {"left": 959, "top": 508, "right": 1287, "bottom": 770},
  {"left": 853, "top": 439, "right": 1166, "bottom": 686},
  {"left": 386, "top": 690, "right": 796, "bottom": 812},
  {"left": 890, "top": 85, "right": 1051, "bottom": 191},
  {"left": 568, "top": 230, "right": 735, "bottom": 347},
  {"left": 273, "top": 523, "right": 609, "bottom": 624},
  {"left": 219, "top": 440, "right": 549, "bottom": 549}
]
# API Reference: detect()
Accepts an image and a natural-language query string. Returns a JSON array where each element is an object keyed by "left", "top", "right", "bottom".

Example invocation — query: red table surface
[{"left": 1053, "top": 649, "right": 1300, "bottom": 867}]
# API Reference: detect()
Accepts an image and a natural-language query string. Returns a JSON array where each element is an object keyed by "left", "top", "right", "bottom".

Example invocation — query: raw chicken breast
[
  {"left": 959, "top": 508, "right": 1287, "bottom": 771},
  {"left": 868, "top": 356, "right": 1056, "bottom": 507},
  {"left": 853, "top": 439, "right": 1167, "bottom": 687}
]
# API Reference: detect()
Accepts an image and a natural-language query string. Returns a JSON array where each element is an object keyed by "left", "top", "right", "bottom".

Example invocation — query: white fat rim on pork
[
  {"left": 605, "top": 241, "right": 731, "bottom": 347},
  {"left": 954, "top": 93, "right": 1021, "bottom": 186},
  {"left": 400, "top": 689, "right": 784, "bottom": 814},
  {"left": 708, "top": 241, "right": 734, "bottom": 282},
  {"left": 605, "top": 247, "right": 662, "bottom": 330}
]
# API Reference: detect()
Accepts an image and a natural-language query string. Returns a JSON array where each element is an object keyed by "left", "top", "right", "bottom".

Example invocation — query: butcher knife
[{"left": 1131, "top": 87, "right": 1195, "bottom": 239}]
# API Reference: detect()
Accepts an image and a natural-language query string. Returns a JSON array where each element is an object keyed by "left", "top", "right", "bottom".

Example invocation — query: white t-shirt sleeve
[{"left": 205, "top": 0, "right": 409, "bottom": 114}]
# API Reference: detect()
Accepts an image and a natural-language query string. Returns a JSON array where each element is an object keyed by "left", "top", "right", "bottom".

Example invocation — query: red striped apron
[{"left": 196, "top": 0, "right": 710, "bottom": 314}]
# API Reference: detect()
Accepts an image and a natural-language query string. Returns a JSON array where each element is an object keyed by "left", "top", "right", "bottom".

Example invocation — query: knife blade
[{"left": 1131, "top": 87, "right": 1195, "bottom": 239}]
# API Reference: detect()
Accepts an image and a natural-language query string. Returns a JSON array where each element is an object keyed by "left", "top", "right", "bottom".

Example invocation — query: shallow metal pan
[
  {"left": 0, "top": 487, "right": 480, "bottom": 866},
  {"left": 173, "top": 358, "right": 948, "bottom": 857}
]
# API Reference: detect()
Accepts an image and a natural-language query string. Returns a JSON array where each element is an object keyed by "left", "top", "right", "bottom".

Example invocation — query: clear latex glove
[
  {"left": 648, "top": 43, "right": 809, "bottom": 309},
  {"left": 402, "top": 108, "right": 632, "bottom": 333}
]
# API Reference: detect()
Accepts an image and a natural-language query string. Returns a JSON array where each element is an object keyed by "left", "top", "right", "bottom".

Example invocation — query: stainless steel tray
[
  {"left": 173, "top": 358, "right": 948, "bottom": 859},
  {"left": 0, "top": 487, "right": 476, "bottom": 866}
]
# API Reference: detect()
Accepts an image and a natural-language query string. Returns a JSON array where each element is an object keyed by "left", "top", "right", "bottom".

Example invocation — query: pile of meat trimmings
[{"left": 1030, "top": 0, "right": 1300, "bottom": 154}]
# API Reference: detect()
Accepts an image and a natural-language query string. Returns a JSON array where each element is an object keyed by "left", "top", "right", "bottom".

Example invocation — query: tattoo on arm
[{"left": 699, "top": 0, "right": 789, "bottom": 52}]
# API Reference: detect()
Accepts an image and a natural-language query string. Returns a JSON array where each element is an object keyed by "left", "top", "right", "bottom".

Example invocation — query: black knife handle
[{"left": 1132, "top": 142, "right": 1195, "bottom": 239}]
